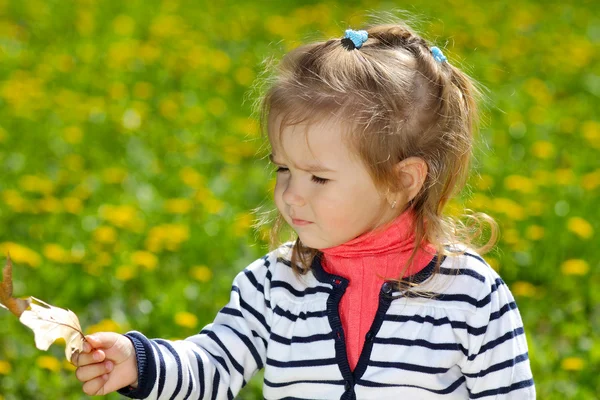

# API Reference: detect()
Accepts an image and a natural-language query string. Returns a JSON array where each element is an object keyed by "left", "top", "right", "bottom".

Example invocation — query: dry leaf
[
  {"left": 0, "top": 255, "right": 86, "bottom": 361},
  {"left": 0, "top": 254, "right": 31, "bottom": 316}
]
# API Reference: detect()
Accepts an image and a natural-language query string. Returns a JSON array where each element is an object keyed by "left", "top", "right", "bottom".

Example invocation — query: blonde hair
[{"left": 255, "top": 19, "right": 497, "bottom": 290}]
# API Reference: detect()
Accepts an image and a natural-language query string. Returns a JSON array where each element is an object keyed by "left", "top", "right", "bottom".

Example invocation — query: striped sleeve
[
  {"left": 461, "top": 272, "right": 536, "bottom": 399},
  {"left": 118, "top": 255, "right": 273, "bottom": 400}
]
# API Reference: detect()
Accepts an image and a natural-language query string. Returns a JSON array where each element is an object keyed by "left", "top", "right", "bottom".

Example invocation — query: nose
[{"left": 281, "top": 178, "right": 306, "bottom": 207}]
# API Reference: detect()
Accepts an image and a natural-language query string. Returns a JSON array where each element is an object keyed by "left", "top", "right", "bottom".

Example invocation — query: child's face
[{"left": 270, "top": 117, "right": 398, "bottom": 250}]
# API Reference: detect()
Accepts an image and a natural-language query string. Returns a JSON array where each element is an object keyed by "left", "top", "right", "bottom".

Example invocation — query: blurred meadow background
[{"left": 0, "top": 0, "right": 598, "bottom": 398}]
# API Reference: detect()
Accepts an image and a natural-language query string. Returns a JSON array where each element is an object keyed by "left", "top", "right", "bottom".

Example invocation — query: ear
[{"left": 390, "top": 157, "right": 428, "bottom": 204}]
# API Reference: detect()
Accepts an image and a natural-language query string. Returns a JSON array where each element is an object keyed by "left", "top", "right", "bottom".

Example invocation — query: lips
[{"left": 291, "top": 218, "right": 312, "bottom": 226}]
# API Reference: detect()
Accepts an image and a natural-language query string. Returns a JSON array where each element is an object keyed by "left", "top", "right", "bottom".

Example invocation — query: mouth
[{"left": 291, "top": 218, "right": 312, "bottom": 226}]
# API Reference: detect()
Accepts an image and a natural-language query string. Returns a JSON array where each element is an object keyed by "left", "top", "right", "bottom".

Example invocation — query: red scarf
[{"left": 321, "top": 210, "right": 435, "bottom": 371}]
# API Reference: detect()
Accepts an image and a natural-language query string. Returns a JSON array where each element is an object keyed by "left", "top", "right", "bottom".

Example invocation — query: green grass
[{"left": 0, "top": 0, "right": 598, "bottom": 398}]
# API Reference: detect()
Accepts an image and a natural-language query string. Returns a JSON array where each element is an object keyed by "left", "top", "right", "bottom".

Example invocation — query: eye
[
  {"left": 276, "top": 167, "right": 289, "bottom": 173},
  {"left": 311, "top": 176, "right": 329, "bottom": 185}
]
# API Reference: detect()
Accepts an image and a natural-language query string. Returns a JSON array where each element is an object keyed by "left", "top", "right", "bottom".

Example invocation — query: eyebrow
[{"left": 269, "top": 153, "right": 334, "bottom": 173}]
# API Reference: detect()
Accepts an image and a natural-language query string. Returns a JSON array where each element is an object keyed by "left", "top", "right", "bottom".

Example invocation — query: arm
[
  {"left": 75, "top": 254, "right": 274, "bottom": 399},
  {"left": 461, "top": 275, "right": 536, "bottom": 399}
]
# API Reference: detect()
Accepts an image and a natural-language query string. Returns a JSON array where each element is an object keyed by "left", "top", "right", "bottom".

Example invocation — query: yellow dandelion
[
  {"left": 37, "top": 197, "right": 63, "bottom": 213},
  {"left": 190, "top": 265, "right": 213, "bottom": 283},
  {"left": 207, "top": 97, "right": 227, "bottom": 117},
  {"left": 2, "top": 189, "right": 30, "bottom": 213},
  {"left": 18, "top": 175, "right": 54, "bottom": 195},
  {"left": 179, "top": 167, "right": 205, "bottom": 188},
  {"left": 0, "top": 360, "right": 11, "bottom": 375},
  {"left": 525, "top": 225, "right": 545, "bottom": 241},
  {"left": 63, "top": 197, "right": 83, "bottom": 214},
  {"left": 101, "top": 167, "right": 128, "bottom": 184},
  {"left": 234, "top": 67, "right": 255, "bottom": 86},
  {"left": 113, "top": 14, "right": 135, "bottom": 36},
  {"left": 561, "top": 357, "right": 585, "bottom": 371},
  {"left": 63, "top": 126, "right": 83, "bottom": 144},
  {"left": 174, "top": 311, "right": 198, "bottom": 329},
  {"left": 582, "top": 170, "right": 600, "bottom": 191},
  {"left": 555, "top": 169, "right": 575, "bottom": 186},
  {"left": 531, "top": 141, "right": 555, "bottom": 159},
  {"left": 582, "top": 120, "right": 599, "bottom": 149},
  {"left": 163, "top": 224, "right": 190, "bottom": 251},
  {"left": 567, "top": 217, "right": 594, "bottom": 239},
  {"left": 561, "top": 259, "right": 589, "bottom": 276},
  {"left": 93, "top": 226, "right": 118, "bottom": 244},
  {"left": 115, "top": 265, "right": 137, "bottom": 281},
  {"left": 36, "top": 356, "right": 61, "bottom": 372},
  {"left": 164, "top": 198, "right": 193, "bottom": 214},
  {"left": 131, "top": 251, "right": 158, "bottom": 270},
  {"left": 474, "top": 174, "right": 494, "bottom": 191},
  {"left": 133, "top": 82, "right": 153, "bottom": 99},
  {"left": 87, "top": 319, "right": 122, "bottom": 334},
  {"left": 100, "top": 204, "right": 144, "bottom": 232},
  {"left": 159, "top": 98, "right": 179, "bottom": 120},
  {"left": 209, "top": 50, "right": 230, "bottom": 73},
  {"left": 0, "top": 242, "right": 41, "bottom": 267},
  {"left": 526, "top": 201, "right": 545, "bottom": 216},
  {"left": 511, "top": 281, "right": 537, "bottom": 297},
  {"left": 492, "top": 198, "right": 526, "bottom": 220},
  {"left": 233, "top": 213, "right": 254, "bottom": 237},
  {"left": 504, "top": 175, "right": 536, "bottom": 193},
  {"left": 203, "top": 196, "right": 225, "bottom": 214},
  {"left": 43, "top": 244, "right": 71, "bottom": 264},
  {"left": 484, "top": 257, "right": 499, "bottom": 271},
  {"left": 61, "top": 152, "right": 82, "bottom": 169},
  {"left": 62, "top": 359, "right": 76, "bottom": 372},
  {"left": 185, "top": 106, "right": 205, "bottom": 124}
]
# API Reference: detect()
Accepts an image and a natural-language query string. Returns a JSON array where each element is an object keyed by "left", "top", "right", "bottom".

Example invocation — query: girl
[{"left": 73, "top": 22, "right": 536, "bottom": 399}]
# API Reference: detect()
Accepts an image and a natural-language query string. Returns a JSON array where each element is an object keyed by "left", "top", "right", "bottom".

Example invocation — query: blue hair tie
[
  {"left": 430, "top": 46, "right": 447, "bottom": 63},
  {"left": 342, "top": 29, "right": 368, "bottom": 50}
]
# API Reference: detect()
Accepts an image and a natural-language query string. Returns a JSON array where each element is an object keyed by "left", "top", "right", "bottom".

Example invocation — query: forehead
[{"left": 268, "top": 113, "right": 358, "bottom": 165}]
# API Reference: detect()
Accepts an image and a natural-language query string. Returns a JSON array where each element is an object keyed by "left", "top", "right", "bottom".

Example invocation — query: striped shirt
[{"left": 119, "top": 242, "right": 535, "bottom": 399}]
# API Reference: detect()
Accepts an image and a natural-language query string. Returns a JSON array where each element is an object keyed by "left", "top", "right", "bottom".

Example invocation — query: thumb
[
  {"left": 86, "top": 332, "right": 135, "bottom": 364},
  {"left": 84, "top": 332, "right": 122, "bottom": 350}
]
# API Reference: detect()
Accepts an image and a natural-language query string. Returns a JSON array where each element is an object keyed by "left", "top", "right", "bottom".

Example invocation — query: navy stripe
[
  {"left": 438, "top": 267, "right": 486, "bottom": 283},
  {"left": 271, "top": 280, "right": 332, "bottom": 297},
  {"left": 267, "top": 357, "right": 338, "bottom": 368},
  {"left": 154, "top": 340, "right": 183, "bottom": 399},
  {"left": 358, "top": 375, "right": 466, "bottom": 394},
  {"left": 270, "top": 331, "right": 334, "bottom": 345},
  {"left": 204, "top": 331, "right": 245, "bottom": 377},
  {"left": 464, "top": 352, "right": 530, "bottom": 378},
  {"left": 264, "top": 378, "right": 345, "bottom": 388},
  {"left": 383, "top": 313, "right": 488, "bottom": 336},
  {"left": 210, "top": 369, "right": 219, "bottom": 400},
  {"left": 150, "top": 341, "right": 167, "bottom": 398},
  {"left": 470, "top": 327, "right": 525, "bottom": 360},
  {"left": 222, "top": 324, "right": 264, "bottom": 369},
  {"left": 369, "top": 360, "right": 450, "bottom": 374},
  {"left": 273, "top": 305, "right": 328, "bottom": 321},
  {"left": 192, "top": 351, "right": 205, "bottom": 400},
  {"left": 373, "top": 337, "right": 467, "bottom": 356},
  {"left": 183, "top": 368, "right": 193, "bottom": 400},
  {"left": 470, "top": 378, "right": 535, "bottom": 398},
  {"left": 231, "top": 286, "right": 271, "bottom": 333}
]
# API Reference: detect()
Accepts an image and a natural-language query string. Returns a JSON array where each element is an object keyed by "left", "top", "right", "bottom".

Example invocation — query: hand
[{"left": 72, "top": 332, "right": 138, "bottom": 396}]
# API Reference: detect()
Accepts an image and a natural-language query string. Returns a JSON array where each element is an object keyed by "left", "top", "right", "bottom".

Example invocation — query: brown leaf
[
  {"left": 0, "top": 254, "right": 31, "bottom": 317},
  {"left": 20, "top": 297, "right": 85, "bottom": 361},
  {"left": 1, "top": 255, "right": 86, "bottom": 361}
]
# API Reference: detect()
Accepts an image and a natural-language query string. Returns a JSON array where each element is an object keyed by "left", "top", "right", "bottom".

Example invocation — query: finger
[
  {"left": 74, "top": 350, "right": 106, "bottom": 367},
  {"left": 82, "top": 374, "right": 109, "bottom": 396},
  {"left": 76, "top": 360, "right": 113, "bottom": 383},
  {"left": 85, "top": 333, "right": 118, "bottom": 349}
]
